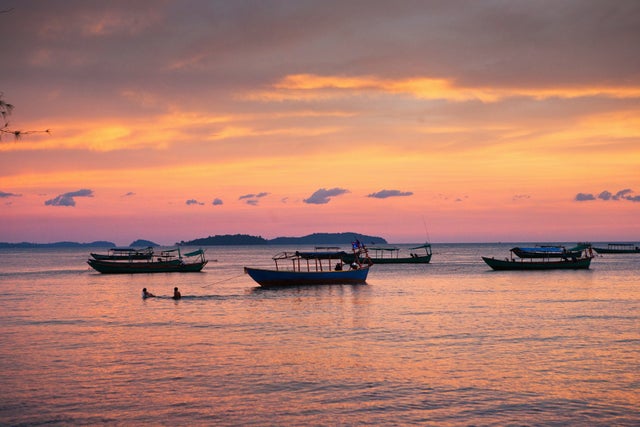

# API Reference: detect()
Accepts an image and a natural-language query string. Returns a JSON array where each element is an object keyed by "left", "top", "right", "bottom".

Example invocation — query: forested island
[{"left": 178, "top": 232, "right": 387, "bottom": 246}]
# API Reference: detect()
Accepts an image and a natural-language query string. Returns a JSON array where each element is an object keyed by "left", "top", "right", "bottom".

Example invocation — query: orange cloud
[{"left": 259, "top": 73, "right": 640, "bottom": 102}]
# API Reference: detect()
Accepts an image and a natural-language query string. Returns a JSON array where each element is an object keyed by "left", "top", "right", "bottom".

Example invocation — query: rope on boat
[{"left": 200, "top": 273, "right": 246, "bottom": 288}]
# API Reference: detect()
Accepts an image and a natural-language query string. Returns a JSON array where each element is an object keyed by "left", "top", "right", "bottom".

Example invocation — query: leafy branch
[{"left": 1, "top": 93, "right": 51, "bottom": 141}]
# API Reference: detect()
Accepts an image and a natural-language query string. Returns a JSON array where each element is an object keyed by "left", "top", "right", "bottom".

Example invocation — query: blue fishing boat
[
  {"left": 244, "top": 242, "right": 372, "bottom": 287},
  {"left": 511, "top": 243, "right": 591, "bottom": 259}
]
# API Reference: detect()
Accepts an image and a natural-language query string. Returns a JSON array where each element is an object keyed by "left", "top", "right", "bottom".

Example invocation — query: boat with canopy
[
  {"left": 244, "top": 241, "right": 372, "bottom": 287},
  {"left": 340, "top": 243, "right": 432, "bottom": 264},
  {"left": 87, "top": 248, "right": 208, "bottom": 273},
  {"left": 592, "top": 243, "right": 640, "bottom": 254},
  {"left": 511, "top": 243, "right": 590, "bottom": 259},
  {"left": 482, "top": 246, "right": 593, "bottom": 271},
  {"left": 90, "top": 247, "right": 154, "bottom": 261}
]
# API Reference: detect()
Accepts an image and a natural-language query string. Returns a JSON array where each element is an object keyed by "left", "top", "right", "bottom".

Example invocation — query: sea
[{"left": 0, "top": 243, "right": 638, "bottom": 426}]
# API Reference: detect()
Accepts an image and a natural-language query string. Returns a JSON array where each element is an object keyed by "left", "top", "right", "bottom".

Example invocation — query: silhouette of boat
[
  {"left": 87, "top": 248, "right": 207, "bottom": 273},
  {"left": 592, "top": 243, "right": 640, "bottom": 254},
  {"left": 341, "top": 243, "right": 432, "bottom": 264},
  {"left": 90, "top": 247, "right": 154, "bottom": 260},
  {"left": 511, "top": 243, "right": 590, "bottom": 259},
  {"left": 245, "top": 241, "right": 372, "bottom": 287},
  {"left": 482, "top": 246, "right": 593, "bottom": 270}
]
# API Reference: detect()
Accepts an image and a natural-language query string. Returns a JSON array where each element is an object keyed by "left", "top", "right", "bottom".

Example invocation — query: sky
[{"left": 1, "top": 0, "right": 639, "bottom": 245}]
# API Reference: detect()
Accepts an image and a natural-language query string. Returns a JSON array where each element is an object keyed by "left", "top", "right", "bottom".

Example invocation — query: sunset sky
[{"left": 1, "top": 0, "right": 639, "bottom": 245}]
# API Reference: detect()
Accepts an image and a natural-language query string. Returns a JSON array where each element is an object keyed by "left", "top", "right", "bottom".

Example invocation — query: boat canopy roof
[
  {"left": 568, "top": 243, "right": 591, "bottom": 251},
  {"left": 512, "top": 246, "right": 566, "bottom": 253},
  {"left": 294, "top": 251, "right": 349, "bottom": 260},
  {"left": 410, "top": 243, "right": 432, "bottom": 250},
  {"left": 183, "top": 249, "right": 205, "bottom": 257},
  {"left": 109, "top": 246, "right": 153, "bottom": 252},
  {"left": 369, "top": 246, "right": 399, "bottom": 252}
]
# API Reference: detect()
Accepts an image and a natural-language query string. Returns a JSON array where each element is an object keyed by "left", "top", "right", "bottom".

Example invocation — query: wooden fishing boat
[
  {"left": 244, "top": 242, "right": 372, "bottom": 287},
  {"left": 341, "top": 243, "right": 432, "bottom": 264},
  {"left": 87, "top": 248, "right": 207, "bottom": 274},
  {"left": 592, "top": 243, "right": 640, "bottom": 254},
  {"left": 482, "top": 246, "right": 593, "bottom": 271},
  {"left": 90, "top": 247, "right": 154, "bottom": 260},
  {"left": 511, "top": 243, "right": 589, "bottom": 259}
]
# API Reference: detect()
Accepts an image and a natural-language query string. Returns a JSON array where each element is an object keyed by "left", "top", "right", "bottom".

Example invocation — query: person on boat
[
  {"left": 172, "top": 287, "right": 182, "bottom": 300},
  {"left": 142, "top": 288, "right": 155, "bottom": 298},
  {"left": 334, "top": 263, "right": 343, "bottom": 271},
  {"left": 350, "top": 262, "right": 359, "bottom": 270}
]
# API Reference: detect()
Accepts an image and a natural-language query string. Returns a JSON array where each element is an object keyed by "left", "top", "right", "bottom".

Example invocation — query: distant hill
[
  {"left": 0, "top": 241, "right": 115, "bottom": 248},
  {"left": 0, "top": 232, "right": 387, "bottom": 248},
  {"left": 129, "top": 239, "right": 159, "bottom": 247},
  {"left": 179, "top": 232, "right": 386, "bottom": 246},
  {"left": 269, "top": 232, "right": 386, "bottom": 245},
  {"left": 178, "top": 234, "right": 269, "bottom": 246}
]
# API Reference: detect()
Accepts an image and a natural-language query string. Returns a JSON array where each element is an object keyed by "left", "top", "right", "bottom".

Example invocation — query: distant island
[
  {"left": 0, "top": 239, "right": 160, "bottom": 249},
  {"left": 130, "top": 239, "right": 160, "bottom": 247},
  {"left": 0, "top": 232, "right": 386, "bottom": 248},
  {"left": 178, "top": 232, "right": 387, "bottom": 246},
  {"left": 0, "top": 241, "right": 116, "bottom": 249}
]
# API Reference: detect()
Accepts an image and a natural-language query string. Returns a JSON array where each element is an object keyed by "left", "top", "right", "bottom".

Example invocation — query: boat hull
[
  {"left": 482, "top": 256, "right": 592, "bottom": 271},
  {"left": 87, "top": 259, "right": 207, "bottom": 274},
  {"left": 593, "top": 247, "right": 640, "bottom": 254},
  {"left": 369, "top": 254, "right": 431, "bottom": 264},
  {"left": 244, "top": 266, "right": 370, "bottom": 287}
]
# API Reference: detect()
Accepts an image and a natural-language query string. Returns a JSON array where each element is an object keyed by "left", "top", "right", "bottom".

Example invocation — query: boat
[
  {"left": 244, "top": 242, "right": 372, "bottom": 287},
  {"left": 511, "top": 243, "right": 590, "bottom": 259},
  {"left": 87, "top": 248, "right": 207, "bottom": 274},
  {"left": 482, "top": 246, "right": 593, "bottom": 271},
  {"left": 341, "top": 243, "right": 432, "bottom": 264},
  {"left": 482, "top": 256, "right": 592, "bottom": 270},
  {"left": 592, "top": 243, "right": 640, "bottom": 254},
  {"left": 90, "top": 247, "right": 154, "bottom": 260}
]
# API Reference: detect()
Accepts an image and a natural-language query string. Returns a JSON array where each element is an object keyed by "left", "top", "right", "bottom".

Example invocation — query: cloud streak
[
  {"left": 367, "top": 189, "right": 413, "bottom": 199},
  {"left": 576, "top": 189, "right": 640, "bottom": 202},
  {"left": 304, "top": 188, "right": 349, "bottom": 204},
  {"left": 266, "top": 74, "right": 640, "bottom": 103},
  {"left": 44, "top": 189, "right": 94, "bottom": 207},
  {"left": 239, "top": 192, "right": 269, "bottom": 205},
  {"left": 0, "top": 191, "right": 21, "bottom": 198}
]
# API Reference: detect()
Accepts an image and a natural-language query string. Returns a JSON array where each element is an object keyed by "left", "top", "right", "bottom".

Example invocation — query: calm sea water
[{"left": 0, "top": 243, "right": 638, "bottom": 426}]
